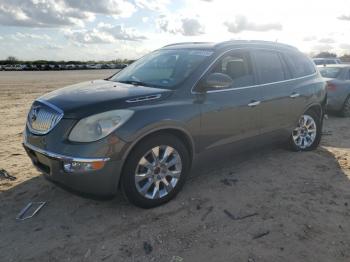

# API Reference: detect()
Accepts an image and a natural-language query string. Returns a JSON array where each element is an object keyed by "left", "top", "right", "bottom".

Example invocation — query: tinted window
[
  {"left": 206, "top": 51, "right": 254, "bottom": 89},
  {"left": 253, "top": 50, "right": 285, "bottom": 84},
  {"left": 283, "top": 52, "right": 316, "bottom": 78},
  {"left": 313, "top": 60, "right": 323, "bottom": 65}
]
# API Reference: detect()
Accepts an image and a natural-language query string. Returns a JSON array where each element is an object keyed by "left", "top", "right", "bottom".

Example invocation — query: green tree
[
  {"left": 314, "top": 52, "right": 337, "bottom": 58},
  {"left": 6, "top": 56, "right": 18, "bottom": 64}
]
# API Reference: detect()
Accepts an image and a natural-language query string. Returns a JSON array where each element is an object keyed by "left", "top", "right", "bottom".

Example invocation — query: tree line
[
  {"left": 0, "top": 56, "right": 135, "bottom": 65},
  {"left": 2, "top": 52, "right": 350, "bottom": 65},
  {"left": 313, "top": 52, "right": 350, "bottom": 62}
]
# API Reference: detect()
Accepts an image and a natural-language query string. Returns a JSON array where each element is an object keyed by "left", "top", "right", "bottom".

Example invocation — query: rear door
[
  {"left": 196, "top": 49, "right": 263, "bottom": 151},
  {"left": 252, "top": 49, "right": 317, "bottom": 139},
  {"left": 252, "top": 49, "right": 294, "bottom": 138}
]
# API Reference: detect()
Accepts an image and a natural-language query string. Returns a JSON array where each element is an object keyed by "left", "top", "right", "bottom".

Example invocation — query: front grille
[{"left": 27, "top": 101, "right": 63, "bottom": 135}]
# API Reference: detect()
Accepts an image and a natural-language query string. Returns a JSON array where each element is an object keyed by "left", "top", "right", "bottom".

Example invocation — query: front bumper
[{"left": 23, "top": 141, "right": 124, "bottom": 197}]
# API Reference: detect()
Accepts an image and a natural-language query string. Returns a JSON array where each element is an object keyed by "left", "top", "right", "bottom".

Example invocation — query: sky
[{"left": 0, "top": 0, "right": 350, "bottom": 61}]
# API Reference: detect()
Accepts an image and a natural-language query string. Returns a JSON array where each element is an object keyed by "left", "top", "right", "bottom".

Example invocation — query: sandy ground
[{"left": 0, "top": 70, "right": 350, "bottom": 262}]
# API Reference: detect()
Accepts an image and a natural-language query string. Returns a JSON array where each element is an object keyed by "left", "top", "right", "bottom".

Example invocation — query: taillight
[{"left": 326, "top": 82, "right": 337, "bottom": 91}]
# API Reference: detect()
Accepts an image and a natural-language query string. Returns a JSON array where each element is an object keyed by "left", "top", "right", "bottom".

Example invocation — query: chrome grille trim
[
  {"left": 26, "top": 100, "right": 64, "bottom": 135},
  {"left": 23, "top": 141, "right": 110, "bottom": 162}
]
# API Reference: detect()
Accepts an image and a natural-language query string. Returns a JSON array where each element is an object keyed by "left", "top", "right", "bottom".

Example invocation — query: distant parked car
[
  {"left": 30, "top": 65, "right": 39, "bottom": 70},
  {"left": 4, "top": 64, "right": 21, "bottom": 70},
  {"left": 23, "top": 40, "right": 327, "bottom": 208},
  {"left": 115, "top": 63, "right": 128, "bottom": 69},
  {"left": 66, "top": 64, "right": 76, "bottom": 70},
  {"left": 313, "top": 58, "right": 342, "bottom": 65},
  {"left": 318, "top": 65, "right": 350, "bottom": 116}
]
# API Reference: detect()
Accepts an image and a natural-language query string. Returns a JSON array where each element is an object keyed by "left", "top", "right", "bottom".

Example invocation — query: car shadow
[{"left": 1, "top": 118, "right": 350, "bottom": 261}]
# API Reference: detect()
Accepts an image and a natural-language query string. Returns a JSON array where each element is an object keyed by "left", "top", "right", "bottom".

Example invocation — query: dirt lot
[{"left": 0, "top": 70, "right": 350, "bottom": 262}]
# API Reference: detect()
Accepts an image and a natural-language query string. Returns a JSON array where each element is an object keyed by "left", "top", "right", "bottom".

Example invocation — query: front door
[{"left": 195, "top": 49, "right": 263, "bottom": 152}]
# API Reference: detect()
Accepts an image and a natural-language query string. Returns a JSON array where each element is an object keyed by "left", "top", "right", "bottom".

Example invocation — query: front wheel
[
  {"left": 289, "top": 110, "right": 322, "bottom": 151},
  {"left": 121, "top": 134, "right": 190, "bottom": 208}
]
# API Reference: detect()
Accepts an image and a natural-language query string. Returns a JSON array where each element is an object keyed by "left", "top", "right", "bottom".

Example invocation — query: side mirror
[{"left": 203, "top": 73, "right": 233, "bottom": 90}]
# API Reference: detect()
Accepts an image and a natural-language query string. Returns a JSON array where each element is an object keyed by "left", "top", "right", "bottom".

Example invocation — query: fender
[{"left": 120, "top": 120, "right": 195, "bottom": 163}]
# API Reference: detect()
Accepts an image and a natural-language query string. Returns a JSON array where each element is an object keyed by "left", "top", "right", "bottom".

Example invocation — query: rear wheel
[
  {"left": 289, "top": 110, "right": 322, "bottom": 151},
  {"left": 340, "top": 96, "right": 350, "bottom": 117},
  {"left": 121, "top": 134, "right": 190, "bottom": 208}
]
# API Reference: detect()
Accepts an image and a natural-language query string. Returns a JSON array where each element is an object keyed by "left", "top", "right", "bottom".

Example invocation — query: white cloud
[
  {"left": 312, "top": 44, "right": 335, "bottom": 53},
  {"left": 135, "top": 0, "right": 169, "bottom": 11},
  {"left": 337, "top": 15, "right": 350, "bottom": 21},
  {"left": 156, "top": 15, "right": 205, "bottom": 36},
  {"left": 181, "top": 18, "right": 205, "bottom": 36},
  {"left": 1, "top": 0, "right": 350, "bottom": 59},
  {"left": 319, "top": 38, "right": 335, "bottom": 44},
  {"left": 224, "top": 15, "right": 282, "bottom": 33},
  {"left": 0, "top": 0, "right": 135, "bottom": 28},
  {"left": 65, "top": 25, "right": 147, "bottom": 44},
  {"left": 65, "top": 0, "right": 136, "bottom": 17},
  {"left": 303, "top": 36, "right": 317, "bottom": 42},
  {"left": 43, "top": 44, "right": 64, "bottom": 50}
]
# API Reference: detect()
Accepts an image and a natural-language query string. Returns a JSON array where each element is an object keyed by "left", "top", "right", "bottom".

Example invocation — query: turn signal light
[{"left": 63, "top": 161, "right": 106, "bottom": 173}]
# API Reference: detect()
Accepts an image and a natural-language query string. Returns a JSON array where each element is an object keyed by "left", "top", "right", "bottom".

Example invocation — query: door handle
[
  {"left": 248, "top": 100, "right": 261, "bottom": 107},
  {"left": 290, "top": 93, "right": 300, "bottom": 98}
]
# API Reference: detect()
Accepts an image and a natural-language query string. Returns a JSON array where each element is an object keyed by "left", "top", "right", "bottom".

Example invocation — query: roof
[
  {"left": 161, "top": 40, "right": 298, "bottom": 51},
  {"left": 313, "top": 58, "right": 340, "bottom": 60},
  {"left": 317, "top": 64, "right": 350, "bottom": 68}
]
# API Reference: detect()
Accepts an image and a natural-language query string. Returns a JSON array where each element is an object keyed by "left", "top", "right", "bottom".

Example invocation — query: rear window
[
  {"left": 253, "top": 50, "right": 285, "bottom": 84},
  {"left": 318, "top": 67, "right": 342, "bottom": 78},
  {"left": 313, "top": 60, "right": 324, "bottom": 65},
  {"left": 283, "top": 52, "right": 316, "bottom": 78}
]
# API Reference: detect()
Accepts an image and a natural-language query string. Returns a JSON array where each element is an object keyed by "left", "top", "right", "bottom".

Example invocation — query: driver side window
[{"left": 206, "top": 50, "right": 255, "bottom": 90}]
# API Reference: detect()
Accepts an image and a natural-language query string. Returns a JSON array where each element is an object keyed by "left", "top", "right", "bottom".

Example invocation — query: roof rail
[
  {"left": 162, "top": 42, "right": 213, "bottom": 48},
  {"left": 214, "top": 40, "right": 297, "bottom": 50}
]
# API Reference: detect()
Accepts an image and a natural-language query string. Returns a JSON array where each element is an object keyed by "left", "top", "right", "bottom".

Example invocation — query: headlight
[{"left": 68, "top": 109, "right": 134, "bottom": 142}]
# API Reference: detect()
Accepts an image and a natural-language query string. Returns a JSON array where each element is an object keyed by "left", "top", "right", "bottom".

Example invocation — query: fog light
[{"left": 63, "top": 161, "right": 106, "bottom": 173}]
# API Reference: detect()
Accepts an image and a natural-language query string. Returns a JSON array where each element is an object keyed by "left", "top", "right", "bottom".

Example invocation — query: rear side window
[
  {"left": 283, "top": 52, "right": 316, "bottom": 78},
  {"left": 253, "top": 50, "right": 285, "bottom": 84},
  {"left": 318, "top": 67, "right": 342, "bottom": 78}
]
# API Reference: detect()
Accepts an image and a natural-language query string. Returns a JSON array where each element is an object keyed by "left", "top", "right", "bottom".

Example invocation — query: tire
[
  {"left": 289, "top": 109, "right": 322, "bottom": 151},
  {"left": 340, "top": 96, "right": 350, "bottom": 117},
  {"left": 120, "top": 134, "right": 190, "bottom": 208}
]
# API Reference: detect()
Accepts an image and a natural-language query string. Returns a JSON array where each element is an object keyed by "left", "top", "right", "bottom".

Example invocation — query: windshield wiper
[{"left": 117, "top": 80, "right": 152, "bottom": 87}]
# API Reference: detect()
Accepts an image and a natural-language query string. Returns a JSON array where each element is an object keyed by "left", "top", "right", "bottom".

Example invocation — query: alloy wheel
[
  {"left": 134, "top": 145, "right": 182, "bottom": 199},
  {"left": 292, "top": 114, "right": 317, "bottom": 149}
]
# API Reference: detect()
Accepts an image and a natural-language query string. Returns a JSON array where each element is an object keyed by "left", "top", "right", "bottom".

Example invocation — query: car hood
[{"left": 39, "top": 80, "right": 172, "bottom": 118}]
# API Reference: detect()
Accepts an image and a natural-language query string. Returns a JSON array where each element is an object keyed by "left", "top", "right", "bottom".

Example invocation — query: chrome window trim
[
  {"left": 206, "top": 72, "right": 317, "bottom": 93},
  {"left": 191, "top": 47, "right": 317, "bottom": 94},
  {"left": 26, "top": 99, "right": 64, "bottom": 135},
  {"left": 23, "top": 141, "right": 110, "bottom": 163}
]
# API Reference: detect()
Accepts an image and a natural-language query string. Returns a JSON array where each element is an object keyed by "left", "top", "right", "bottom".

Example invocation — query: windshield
[
  {"left": 319, "top": 67, "right": 342, "bottom": 78},
  {"left": 109, "top": 49, "right": 213, "bottom": 89}
]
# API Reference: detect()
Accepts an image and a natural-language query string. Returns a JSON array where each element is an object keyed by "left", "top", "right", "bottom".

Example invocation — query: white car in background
[{"left": 313, "top": 58, "right": 342, "bottom": 65}]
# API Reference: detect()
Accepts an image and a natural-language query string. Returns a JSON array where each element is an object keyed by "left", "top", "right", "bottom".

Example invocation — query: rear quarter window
[
  {"left": 253, "top": 50, "right": 286, "bottom": 84},
  {"left": 283, "top": 52, "right": 316, "bottom": 78}
]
